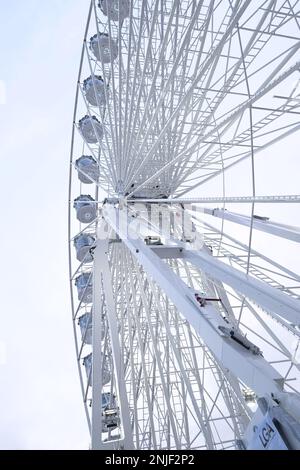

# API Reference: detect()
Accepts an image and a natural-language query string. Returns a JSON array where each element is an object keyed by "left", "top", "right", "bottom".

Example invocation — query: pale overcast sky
[
  {"left": 0, "top": 0, "right": 91, "bottom": 449},
  {"left": 0, "top": 0, "right": 299, "bottom": 451}
]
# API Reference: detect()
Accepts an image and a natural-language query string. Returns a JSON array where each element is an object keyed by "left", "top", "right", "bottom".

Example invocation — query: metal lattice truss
[{"left": 68, "top": 0, "right": 300, "bottom": 450}]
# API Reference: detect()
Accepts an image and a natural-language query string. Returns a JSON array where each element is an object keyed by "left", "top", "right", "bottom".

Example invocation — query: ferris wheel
[{"left": 68, "top": 0, "right": 300, "bottom": 450}]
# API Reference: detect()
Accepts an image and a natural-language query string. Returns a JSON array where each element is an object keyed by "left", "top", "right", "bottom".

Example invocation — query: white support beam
[
  {"left": 102, "top": 205, "right": 285, "bottom": 398},
  {"left": 203, "top": 207, "right": 300, "bottom": 243},
  {"left": 182, "top": 249, "right": 300, "bottom": 326},
  {"left": 91, "top": 241, "right": 105, "bottom": 450},
  {"left": 92, "top": 239, "right": 134, "bottom": 450},
  {"left": 125, "top": 203, "right": 300, "bottom": 326},
  {"left": 127, "top": 195, "right": 300, "bottom": 205}
]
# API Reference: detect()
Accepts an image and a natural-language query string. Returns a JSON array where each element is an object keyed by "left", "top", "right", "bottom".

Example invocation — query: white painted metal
[
  {"left": 203, "top": 207, "right": 300, "bottom": 243},
  {"left": 102, "top": 204, "right": 285, "bottom": 397},
  {"left": 69, "top": 0, "right": 300, "bottom": 451},
  {"left": 91, "top": 240, "right": 105, "bottom": 449},
  {"left": 93, "top": 238, "right": 134, "bottom": 449},
  {"left": 128, "top": 195, "right": 300, "bottom": 205},
  {"left": 183, "top": 250, "right": 300, "bottom": 325}
]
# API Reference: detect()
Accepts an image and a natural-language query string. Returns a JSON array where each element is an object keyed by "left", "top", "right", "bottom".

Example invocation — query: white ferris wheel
[{"left": 69, "top": 0, "right": 300, "bottom": 450}]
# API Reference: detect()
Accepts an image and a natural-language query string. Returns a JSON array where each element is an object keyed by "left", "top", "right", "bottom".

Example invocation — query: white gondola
[
  {"left": 74, "top": 233, "right": 95, "bottom": 263},
  {"left": 75, "top": 272, "right": 93, "bottom": 304},
  {"left": 83, "top": 76, "right": 106, "bottom": 107},
  {"left": 83, "top": 353, "right": 110, "bottom": 386},
  {"left": 75, "top": 155, "right": 99, "bottom": 184},
  {"left": 78, "top": 312, "right": 93, "bottom": 344},
  {"left": 90, "top": 33, "right": 118, "bottom": 63},
  {"left": 78, "top": 115, "right": 103, "bottom": 144},
  {"left": 78, "top": 311, "right": 106, "bottom": 344},
  {"left": 98, "top": 0, "right": 129, "bottom": 21},
  {"left": 101, "top": 393, "right": 120, "bottom": 433},
  {"left": 74, "top": 195, "right": 97, "bottom": 224}
]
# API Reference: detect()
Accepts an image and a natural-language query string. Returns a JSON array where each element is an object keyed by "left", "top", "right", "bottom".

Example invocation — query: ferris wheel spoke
[
  {"left": 133, "top": 257, "right": 187, "bottom": 449},
  {"left": 126, "top": 1, "right": 253, "bottom": 197},
  {"left": 194, "top": 55, "right": 298, "bottom": 179},
  {"left": 146, "top": 275, "right": 217, "bottom": 448},
  {"left": 124, "top": 246, "right": 223, "bottom": 448},
  {"left": 176, "top": 98, "right": 300, "bottom": 196},
  {"left": 125, "top": 0, "right": 210, "bottom": 187},
  {"left": 118, "top": 248, "right": 142, "bottom": 446},
  {"left": 125, "top": 252, "right": 163, "bottom": 449},
  {"left": 120, "top": 0, "right": 149, "bottom": 181},
  {"left": 201, "top": 207, "right": 300, "bottom": 243},
  {"left": 123, "top": 0, "right": 185, "bottom": 185},
  {"left": 122, "top": 0, "right": 161, "bottom": 168},
  {"left": 172, "top": 257, "right": 249, "bottom": 436},
  {"left": 171, "top": 18, "right": 282, "bottom": 184},
  {"left": 199, "top": 221, "right": 300, "bottom": 290},
  {"left": 237, "top": 297, "right": 300, "bottom": 372},
  {"left": 121, "top": 0, "right": 135, "bottom": 172}
]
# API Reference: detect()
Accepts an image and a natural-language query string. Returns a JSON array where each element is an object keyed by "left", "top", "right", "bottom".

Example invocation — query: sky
[
  {"left": 0, "top": 0, "right": 91, "bottom": 450},
  {"left": 0, "top": 0, "right": 299, "bottom": 451}
]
